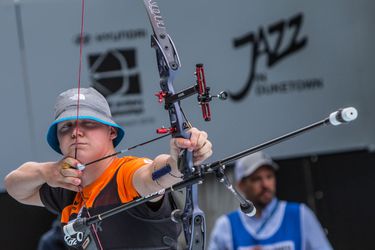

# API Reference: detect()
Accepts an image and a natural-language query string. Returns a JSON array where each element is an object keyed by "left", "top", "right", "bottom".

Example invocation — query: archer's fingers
[
  {"left": 60, "top": 182, "right": 81, "bottom": 192},
  {"left": 61, "top": 157, "right": 81, "bottom": 169},
  {"left": 171, "top": 128, "right": 209, "bottom": 152},
  {"left": 193, "top": 149, "right": 213, "bottom": 166},
  {"left": 171, "top": 137, "right": 193, "bottom": 151},
  {"left": 193, "top": 140, "right": 212, "bottom": 157},
  {"left": 187, "top": 127, "right": 199, "bottom": 147},
  {"left": 59, "top": 157, "right": 83, "bottom": 178},
  {"left": 193, "top": 140, "right": 212, "bottom": 164},
  {"left": 60, "top": 168, "right": 83, "bottom": 178},
  {"left": 194, "top": 130, "right": 208, "bottom": 150},
  {"left": 62, "top": 176, "right": 81, "bottom": 186},
  {"left": 182, "top": 127, "right": 208, "bottom": 151}
]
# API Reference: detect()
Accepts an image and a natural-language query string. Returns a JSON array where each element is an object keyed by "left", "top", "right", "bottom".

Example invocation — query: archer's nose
[{"left": 71, "top": 128, "right": 83, "bottom": 138}]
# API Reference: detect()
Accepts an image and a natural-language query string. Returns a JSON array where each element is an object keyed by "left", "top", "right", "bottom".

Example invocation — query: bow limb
[{"left": 142, "top": 1, "right": 206, "bottom": 249}]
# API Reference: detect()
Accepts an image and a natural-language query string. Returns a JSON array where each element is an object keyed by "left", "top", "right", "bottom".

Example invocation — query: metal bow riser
[{"left": 143, "top": 1, "right": 206, "bottom": 248}]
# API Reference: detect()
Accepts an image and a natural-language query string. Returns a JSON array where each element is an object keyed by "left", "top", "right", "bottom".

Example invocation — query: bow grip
[{"left": 177, "top": 148, "right": 194, "bottom": 177}]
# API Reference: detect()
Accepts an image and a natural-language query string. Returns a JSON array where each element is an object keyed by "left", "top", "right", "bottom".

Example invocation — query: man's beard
[{"left": 253, "top": 189, "right": 274, "bottom": 210}]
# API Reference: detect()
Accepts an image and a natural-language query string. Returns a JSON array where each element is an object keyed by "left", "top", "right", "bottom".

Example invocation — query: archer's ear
[{"left": 109, "top": 127, "right": 118, "bottom": 140}]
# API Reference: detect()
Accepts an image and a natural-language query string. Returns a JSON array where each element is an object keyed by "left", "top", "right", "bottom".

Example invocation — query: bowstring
[
  {"left": 74, "top": 0, "right": 85, "bottom": 159},
  {"left": 75, "top": 1, "right": 104, "bottom": 249}
]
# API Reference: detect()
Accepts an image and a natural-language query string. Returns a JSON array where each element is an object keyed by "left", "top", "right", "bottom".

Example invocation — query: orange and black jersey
[{"left": 39, "top": 156, "right": 181, "bottom": 249}]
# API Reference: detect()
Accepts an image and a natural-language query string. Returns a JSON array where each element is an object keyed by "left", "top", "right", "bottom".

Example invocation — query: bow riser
[{"left": 143, "top": 0, "right": 206, "bottom": 249}]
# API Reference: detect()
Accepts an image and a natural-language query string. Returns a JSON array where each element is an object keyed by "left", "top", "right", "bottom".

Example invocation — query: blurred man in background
[{"left": 209, "top": 151, "right": 332, "bottom": 250}]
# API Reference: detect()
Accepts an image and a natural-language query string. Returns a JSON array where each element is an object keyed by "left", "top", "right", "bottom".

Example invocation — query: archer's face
[
  {"left": 57, "top": 119, "right": 117, "bottom": 162},
  {"left": 238, "top": 166, "right": 276, "bottom": 209}
]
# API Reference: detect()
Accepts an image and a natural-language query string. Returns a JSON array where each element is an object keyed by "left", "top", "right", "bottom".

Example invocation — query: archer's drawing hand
[{"left": 44, "top": 157, "right": 83, "bottom": 192}]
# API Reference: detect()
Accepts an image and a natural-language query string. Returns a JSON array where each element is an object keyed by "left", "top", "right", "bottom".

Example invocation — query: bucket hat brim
[{"left": 46, "top": 107, "right": 124, "bottom": 154}]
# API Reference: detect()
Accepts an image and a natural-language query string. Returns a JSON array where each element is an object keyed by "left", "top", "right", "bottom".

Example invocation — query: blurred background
[{"left": 0, "top": 0, "right": 374, "bottom": 249}]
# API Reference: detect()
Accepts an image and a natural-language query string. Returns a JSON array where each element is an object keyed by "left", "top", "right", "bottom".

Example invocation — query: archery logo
[
  {"left": 88, "top": 48, "right": 144, "bottom": 118},
  {"left": 230, "top": 13, "right": 323, "bottom": 101}
]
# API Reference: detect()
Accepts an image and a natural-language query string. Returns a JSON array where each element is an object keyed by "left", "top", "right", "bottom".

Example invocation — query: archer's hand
[
  {"left": 43, "top": 157, "right": 83, "bottom": 192},
  {"left": 170, "top": 127, "right": 213, "bottom": 166}
]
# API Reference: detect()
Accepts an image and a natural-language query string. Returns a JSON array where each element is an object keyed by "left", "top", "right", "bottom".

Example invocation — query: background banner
[{"left": 0, "top": 0, "right": 374, "bottom": 189}]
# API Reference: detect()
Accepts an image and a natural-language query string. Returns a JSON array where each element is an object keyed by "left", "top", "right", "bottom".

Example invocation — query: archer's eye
[
  {"left": 81, "top": 120, "right": 102, "bottom": 129},
  {"left": 57, "top": 122, "right": 74, "bottom": 135}
]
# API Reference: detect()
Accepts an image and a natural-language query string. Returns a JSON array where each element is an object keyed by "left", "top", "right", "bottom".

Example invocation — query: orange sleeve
[{"left": 116, "top": 156, "right": 152, "bottom": 203}]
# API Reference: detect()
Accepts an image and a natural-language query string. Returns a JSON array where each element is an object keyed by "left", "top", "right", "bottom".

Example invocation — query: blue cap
[{"left": 235, "top": 151, "right": 278, "bottom": 182}]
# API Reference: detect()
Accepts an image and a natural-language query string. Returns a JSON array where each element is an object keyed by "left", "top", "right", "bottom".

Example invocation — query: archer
[{"left": 4, "top": 87, "right": 213, "bottom": 249}]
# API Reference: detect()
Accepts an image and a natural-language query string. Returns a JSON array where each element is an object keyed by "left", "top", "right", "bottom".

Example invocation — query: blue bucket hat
[{"left": 46, "top": 87, "right": 125, "bottom": 154}]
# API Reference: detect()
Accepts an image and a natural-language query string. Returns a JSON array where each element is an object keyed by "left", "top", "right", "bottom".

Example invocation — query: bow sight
[{"left": 155, "top": 63, "right": 227, "bottom": 126}]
